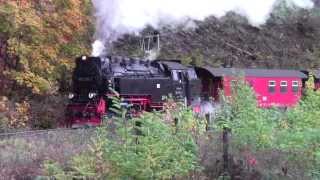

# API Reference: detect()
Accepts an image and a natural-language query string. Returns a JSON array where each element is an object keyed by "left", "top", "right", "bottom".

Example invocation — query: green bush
[
  {"left": 216, "top": 79, "right": 277, "bottom": 150},
  {"left": 45, "top": 95, "right": 202, "bottom": 179},
  {"left": 277, "top": 89, "right": 320, "bottom": 177},
  {"left": 216, "top": 79, "right": 320, "bottom": 177}
]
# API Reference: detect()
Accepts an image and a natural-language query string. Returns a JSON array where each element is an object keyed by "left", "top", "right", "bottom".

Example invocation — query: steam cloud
[
  {"left": 91, "top": 40, "right": 105, "bottom": 57},
  {"left": 91, "top": 0, "right": 314, "bottom": 56}
]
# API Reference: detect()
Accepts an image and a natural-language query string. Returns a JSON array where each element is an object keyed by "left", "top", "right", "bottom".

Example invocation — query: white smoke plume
[
  {"left": 91, "top": 40, "right": 105, "bottom": 57},
  {"left": 91, "top": 0, "right": 314, "bottom": 56}
]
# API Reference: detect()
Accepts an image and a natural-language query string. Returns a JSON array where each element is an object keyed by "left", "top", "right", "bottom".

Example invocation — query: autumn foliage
[
  {"left": 0, "top": 0, "right": 93, "bottom": 128},
  {"left": 0, "top": 0, "right": 93, "bottom": 95}
]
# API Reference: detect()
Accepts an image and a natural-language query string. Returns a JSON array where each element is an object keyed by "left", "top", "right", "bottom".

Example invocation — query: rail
[{"left": 0, "top": 128, "right": 94, "bottom": 139}]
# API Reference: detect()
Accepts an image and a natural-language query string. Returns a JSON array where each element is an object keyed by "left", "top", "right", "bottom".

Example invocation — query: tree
[{"left": 0, "top": 0, "right": 93, "bottom": 95}]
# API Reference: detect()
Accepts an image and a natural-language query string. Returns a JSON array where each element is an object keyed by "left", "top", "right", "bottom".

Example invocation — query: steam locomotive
[
  {"left": 65, "top": 56, "right": 202, "bottom": 127},
  {"left": 65, "top": 55, "right": 308, "bottom": 128}
]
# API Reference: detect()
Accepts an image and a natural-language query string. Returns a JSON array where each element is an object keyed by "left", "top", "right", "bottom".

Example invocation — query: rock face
[{"left": 112, "top": 9, "right": 320, "bottom": 69}]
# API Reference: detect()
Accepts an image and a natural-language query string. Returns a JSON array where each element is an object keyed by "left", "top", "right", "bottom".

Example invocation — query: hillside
[{"left": 112, "top": 6, "right": 320, "bottom": 69}]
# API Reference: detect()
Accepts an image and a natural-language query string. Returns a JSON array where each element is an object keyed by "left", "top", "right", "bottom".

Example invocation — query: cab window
[
  {"left": 172, "top": 70, "right": 179, "bottom": 81},
  {"left": 187, "top": 69, "right": 198, "bottom": 80},
  {"left": 172, "top": 70, "right": 184, "bottom": 81},
  {"left": 178, "top": 71, "right": 184, "bottom": 80}
]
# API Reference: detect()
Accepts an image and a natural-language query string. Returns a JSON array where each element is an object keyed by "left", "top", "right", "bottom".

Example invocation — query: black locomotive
[{"left": 66, "top": 55, "right": 201, "bottom": 127}]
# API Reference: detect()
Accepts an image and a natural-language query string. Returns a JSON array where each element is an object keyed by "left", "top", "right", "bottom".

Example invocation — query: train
[{"left": 65, "top": 55, "right": 313, "bottom": 128}]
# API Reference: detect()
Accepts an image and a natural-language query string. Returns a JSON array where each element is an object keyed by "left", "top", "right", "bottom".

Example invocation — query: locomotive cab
[
  {"left": 159, "top": 60, "right": 201, "bottom": 105},
  {"left": 186, "top": 68, "right": 202, "bottom": 105}
]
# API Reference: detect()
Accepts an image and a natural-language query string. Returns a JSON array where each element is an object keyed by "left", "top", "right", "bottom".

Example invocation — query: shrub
[
  {"left": 215, "top": 78, "right": 320, "bottom": 178},
  {"left": 30, "top": 95, "right": 66, "bottom": 129},
  {"left": 216, "top": 80, "right": 277, "bottom": 150},
  {"left": 0, "top": 96, "right": 30, "bottom": 130},
  {"left": 276, "top": 89, "right": 320, "bottom": 177},
  {"left": 45, "top": 95, "right": 202, "bottom": 179}
]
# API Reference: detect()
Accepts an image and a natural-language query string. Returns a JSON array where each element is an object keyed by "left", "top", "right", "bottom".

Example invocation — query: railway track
[{"left": 0, "top": 128, "right": 94, "bottom": 139}]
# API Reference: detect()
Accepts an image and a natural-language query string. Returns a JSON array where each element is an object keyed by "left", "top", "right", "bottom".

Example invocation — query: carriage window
[
  {"left": 268, "top": 81, "right": 276, "bottom": 93},
  {"left": 280, "top": 81, "right": 287, "bottom": 93},
  {"left": 292, "top": 81, "right": 299, "bottom": 93}
]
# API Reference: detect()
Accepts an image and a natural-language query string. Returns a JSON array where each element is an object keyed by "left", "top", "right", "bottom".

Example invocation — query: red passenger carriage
[{"left": 195, "top": 67, "right": 307, "bottom": 108}]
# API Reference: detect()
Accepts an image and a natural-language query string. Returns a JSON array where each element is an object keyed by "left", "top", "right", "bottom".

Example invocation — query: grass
[
  {"left": 0, "top": 128, "right": 312, "bottom": 179},
  {"left": 0, "top": 129, "right": 95, "bottom": 179}
]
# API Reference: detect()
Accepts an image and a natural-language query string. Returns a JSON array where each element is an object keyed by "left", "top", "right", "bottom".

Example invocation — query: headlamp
[
  {"left": 68, "top": 93, "right": 75, "bottom": 99},
  {"left": 88, "top": 92, "right": 97, "bottom": 99}
]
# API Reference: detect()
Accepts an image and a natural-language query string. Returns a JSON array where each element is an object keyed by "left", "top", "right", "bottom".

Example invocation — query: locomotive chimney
[
  {"left": 81, "top": 55, "right": 87, "bottom": 61},
  {"left": 112, "top": 56, "right": 120, "bottom": 63},
  {"left": 145, "top": 60, "right": 150, "bottom": 67},
  {"left": 130, "top": 57, "right": 138, "bottom": 66},
  {"left": 121, "top": 57, "right": 129, "bottom": 67},
  {"left": 139, "top": 59, "right": 145, "bottom": 65}
]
